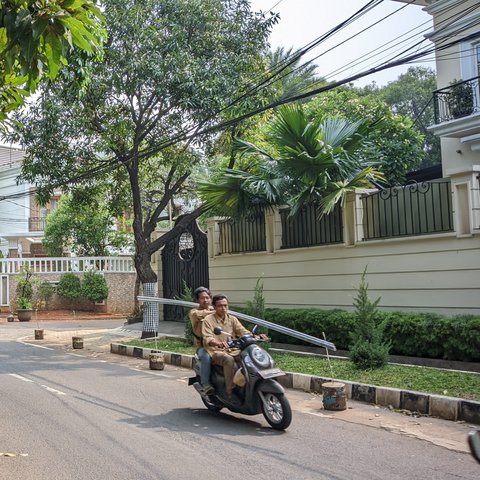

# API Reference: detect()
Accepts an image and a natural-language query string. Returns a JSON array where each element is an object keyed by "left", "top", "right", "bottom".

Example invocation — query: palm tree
[
  {"left": 266, "top": 47, "right": 325, "bottom": 102},
  {"left": 199, "top": 104, "right": 384, "bottom": 218}
]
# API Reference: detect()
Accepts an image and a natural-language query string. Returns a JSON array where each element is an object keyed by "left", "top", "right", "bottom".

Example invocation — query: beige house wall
[
  {"left": 208, "top": 232, "right": 480, "bottom": 316},
  {"left": 207, "top": 179, "right": 480, "bottom": 316},
  {"left": 207, "top": 1, "right": 480, "bottom": 318}
]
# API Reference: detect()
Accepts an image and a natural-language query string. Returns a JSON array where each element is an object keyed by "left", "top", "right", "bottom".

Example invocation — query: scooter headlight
[{"left": 251, "top": 346, "right": 272, "bottom": 368}]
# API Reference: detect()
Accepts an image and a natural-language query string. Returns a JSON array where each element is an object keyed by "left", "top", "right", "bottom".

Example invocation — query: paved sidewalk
[{"left": 14, "top": 319, "right": 480, "bottom": 455}]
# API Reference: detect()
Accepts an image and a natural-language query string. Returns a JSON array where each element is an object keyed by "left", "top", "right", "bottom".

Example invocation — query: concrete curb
[{"left": 110, "top": 342, "right": 480, "bottom": 425}]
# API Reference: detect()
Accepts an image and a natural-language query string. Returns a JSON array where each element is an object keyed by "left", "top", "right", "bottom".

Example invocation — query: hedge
[{"left": 236, "top": 307, "right": 480, "bottom": 362}]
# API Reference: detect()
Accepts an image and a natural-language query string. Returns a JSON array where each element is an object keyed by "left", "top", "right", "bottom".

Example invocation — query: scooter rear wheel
[
  {"left": 201, "top": 395, "right": 223, "bottom": 412},
  {"left": 260, "top": 392, "right": 292, "bottom": 430}
]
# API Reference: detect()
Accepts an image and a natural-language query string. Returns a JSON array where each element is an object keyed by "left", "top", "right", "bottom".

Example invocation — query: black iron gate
[{"left": 161, "top": 219, "right": 209, "bottom": 321}]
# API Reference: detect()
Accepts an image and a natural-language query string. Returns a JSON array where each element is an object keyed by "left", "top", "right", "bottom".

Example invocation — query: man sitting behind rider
[
  {"left": 203, "top": 294, "right": 266, "bottom": 398},
  {"left": 188, "top": 287, "right": 214, "bottom": 395}
]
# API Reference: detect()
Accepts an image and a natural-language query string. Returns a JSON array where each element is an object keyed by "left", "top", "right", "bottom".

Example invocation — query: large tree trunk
[{"left": 134, "top": 249, "right": 160, "bottom": 338}]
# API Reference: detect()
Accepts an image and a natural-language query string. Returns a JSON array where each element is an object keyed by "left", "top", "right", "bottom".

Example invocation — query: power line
[
  {"left": 6, "top": 3, "right": 479, "bottom": 203},
  {"left": 12, "top": 1, "right": 389, "bottom": 196},
  {"left": 283, "top": 0, "right": 420, "bottom": 88},
  {"left": 212, "top": 0, "right": 386, "bottom": 122},
  {"left": 142, "top": 30, "right": 480, "bottom": 154},
  {"left": 301, "top": 0, "right": 478, "bottom": 91}
]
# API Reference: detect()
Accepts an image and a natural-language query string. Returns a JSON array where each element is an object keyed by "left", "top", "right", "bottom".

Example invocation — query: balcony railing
[
  {"left": 433, "top": 76, "right": 480, "bottom": 124},
  {"left": 29, "top": 216, "right": 47, "bottom": 232}
]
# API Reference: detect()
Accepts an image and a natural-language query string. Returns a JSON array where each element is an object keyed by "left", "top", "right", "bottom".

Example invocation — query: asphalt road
[{"left": 1, "top": 324, "right": 479, "bottom": 480}]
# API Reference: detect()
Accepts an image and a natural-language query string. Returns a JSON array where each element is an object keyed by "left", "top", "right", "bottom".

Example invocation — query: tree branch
[{"left": 147, "top": 205, "right": 205, "bottom": 254}]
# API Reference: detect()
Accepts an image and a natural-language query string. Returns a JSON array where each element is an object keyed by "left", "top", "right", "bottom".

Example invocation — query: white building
[{"left": 0, "top": 145, "right": 59, "bottom": 258}]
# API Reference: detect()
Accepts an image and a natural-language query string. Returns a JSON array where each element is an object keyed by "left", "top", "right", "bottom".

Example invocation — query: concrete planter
[
  {"left": 34, "top": 329, "right": 44, "bottom": 340},
  {"left": 17, "top": 309, "right": 33, "bottom": 322},
  {"left": 72, "top": 336, "right": 84, "bottom": 349}
]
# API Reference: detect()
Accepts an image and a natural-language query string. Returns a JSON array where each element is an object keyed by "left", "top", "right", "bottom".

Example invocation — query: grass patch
[
  {"left": 123, "top": 339, "right": 480, "bottom": 401},
  {"left": 127, "top": 338, "right": 196, "bottom": 355},
  {"left": 274, "top": 353, "right": 480, "bottom": 401}
]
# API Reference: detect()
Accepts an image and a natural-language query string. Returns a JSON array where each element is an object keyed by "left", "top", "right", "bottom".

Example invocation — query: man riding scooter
[
  {"left": 202, "top": 294, "right": 268, "bottom": 401},
  {"left": 188, "top": 287, "right": 214, "bottom": 395}
]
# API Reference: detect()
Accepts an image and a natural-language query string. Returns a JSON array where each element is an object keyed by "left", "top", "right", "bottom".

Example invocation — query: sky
[{"left": 249, "top": 0, "right": 435, "bottom": 87}]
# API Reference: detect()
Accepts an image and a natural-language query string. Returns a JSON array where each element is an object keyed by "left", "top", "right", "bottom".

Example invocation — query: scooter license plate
[{"left": 259, "top": 368, "right": 285, "bottom": 379}]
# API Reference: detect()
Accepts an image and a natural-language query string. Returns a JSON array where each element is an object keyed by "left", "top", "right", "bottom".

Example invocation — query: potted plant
[
  {"left": 448, "top": 79, "right": 474, "bottom": 119},
  {"left": 16, "top": 270, "right": 34, "bottom": 321}
]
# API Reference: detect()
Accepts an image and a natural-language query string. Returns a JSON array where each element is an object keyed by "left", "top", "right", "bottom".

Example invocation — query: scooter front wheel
[
  {"left": 260, "top": 392, "right": 292, "bottom": 430},
  {"left": 201, "top": 395, "right": 223, "bottom": 413}
]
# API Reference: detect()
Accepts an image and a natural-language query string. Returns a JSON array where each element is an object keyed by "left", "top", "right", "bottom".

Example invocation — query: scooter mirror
[
  {"left": 252, "top": 325, "right": 258, "bottom": 335},
  {"left": 213, "top": 327, "right": 223, "bottom": 335},
  {"left": 469, "top": 431, "right": 480, "bottom": 463}
]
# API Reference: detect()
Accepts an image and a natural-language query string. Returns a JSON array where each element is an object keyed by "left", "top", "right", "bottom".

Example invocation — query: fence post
[
  {"left": 265, "top": 209, "right": 282, "bottom": 253},
  {"left": 447, "top": 166, "right": 480, "bottom": 236},
  {"left": 344, "top": 189, "right": 372, "bottom": 245},
  {"left": 343, "top": 192, "right": 356, "bottom": 246},
  {"left": 207, "top": 217, "right": 222, "bottom": 257}
]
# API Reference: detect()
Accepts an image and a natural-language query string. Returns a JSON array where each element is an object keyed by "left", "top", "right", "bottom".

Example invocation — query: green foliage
[
  {"left": 177, "top": 280, "right": 194, "bottom": 346},
  {"left": 448, "top": 79, "right": 474, "bottom": 119},
  {"left": 0, "top": 0, "right": 105, "bottom": 130},
  {"left": 17, "top": 296, "right": 33, "bottom": 310},
  {"left": 16, "top": 270, "right": 33, "bottom": 301},
  {"left": 16, "top": 0, "right": 277, "bottom": 287},
  {"left": 35, "top": 280, "right": 56, "bottom": 309},
  {"left": 382, "top": 313, "right": 480, "bottom": 362},
  {"left": 43, "top": 192, "right": 131, "bottom": 256},
  {"left": 245, "top": 277, "right": 265, "bottom": 319},
  {"left": 125, "top": 338, "right": 480, "bottom": 401},
  {"left": 200, "top": 103, "right": 385, "bottom": 218},
  {"left": 81, "top": 271, "right": 108, "bottom": 303},
  {"left": 373, "top": 66, "right": 440, "bottom": 168},
  {"left": 254, "top": 306, "right": 480, "bottom": 363},
  {"left": 57, "top": 273, "right": 82, "bottom": 300},
  {"left": 266, "top": 47, "right": 324, "bottom": 103},
  {"left": 37, "top": 281, "right": 56, "bottom": 302},
  {"left": 348, "top": 341, "right": 391, "bottom": 370},
  {"left": 244, "top": 276, "right": 268, "bottom": 336},
  {"left": 305, "top": 88, "right": 425, "bottom": 185},
  {"left": 348, "top": 269, "right": 390, "bottom": 369}
]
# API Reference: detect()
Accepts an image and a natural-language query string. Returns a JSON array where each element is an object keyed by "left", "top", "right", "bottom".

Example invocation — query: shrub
[
  {"left": 349, "top": 341, "right": 391, "bottom": 369},
  {"left": 439, "top": 315, "right": 480, "bottom": 361},
  {"left": 57, "top": 273, "right": 82, "bottom": 300},
  {"left": 82, "top": 271, "right": 109, "bottom": 303},
  {"left": 348, "top": 269, "right": 390, "bottom": 369},
  {"left": 16, "top": 270, "right": 34, "bottom": 302},
  {"left": 177, "top": 281, "right": 194, "bottom": 346},
  {"left": 382, "top": 312, "right": 428, "bottom": 357},
  {"left": 36, "top": 280, "right": 56, "bottom": 309},
  {"left": 244, "top": 277, "right": 268, "bottom": 336},
  {"left": 245, "top": 277, "right": 265, "bottom": 319},
  {"left": 257, "top": 307, "right": 480, "bottom": 362}
]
